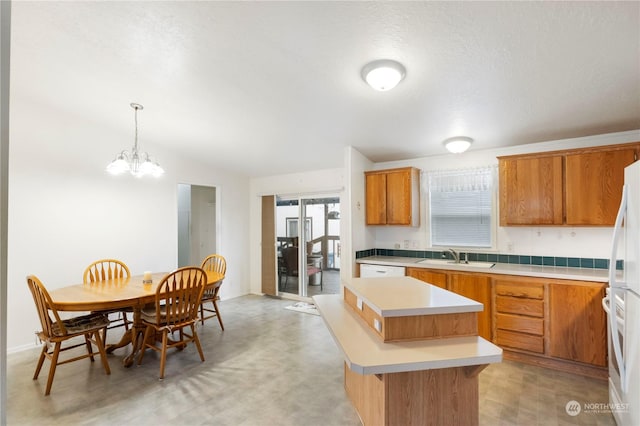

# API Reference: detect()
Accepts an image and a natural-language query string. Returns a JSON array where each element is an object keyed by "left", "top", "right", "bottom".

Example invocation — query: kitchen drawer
[
  {"left": 495, "top": 282, "right": 544, "bottom": 299},
  {"left": 496, "top": 295, "right": 544, "bottom": 317},
  {"left": 496, "top": 313, "right": 544, "bottom": 336},
  {"left": 496, "top": 329, "right": 544, "bottom": 353}
]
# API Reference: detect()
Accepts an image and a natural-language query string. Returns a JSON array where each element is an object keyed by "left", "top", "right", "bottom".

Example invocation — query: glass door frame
[{"left": 276, "top": 192, "right": 339, "bottom": 299}]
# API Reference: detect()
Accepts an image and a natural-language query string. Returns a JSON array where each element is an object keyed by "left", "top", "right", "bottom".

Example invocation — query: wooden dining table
[{"left": 47, "top": 270, "right": 224, "bottom": 367}]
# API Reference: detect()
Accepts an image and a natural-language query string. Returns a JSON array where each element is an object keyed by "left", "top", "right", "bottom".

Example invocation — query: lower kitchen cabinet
[
  {"left": 406, "top": 267, "right": 447, "bottom": 289},
  {"left": 449, "top": 273, "right": 492, "bottom": 341},
  {"left": 494, "top": 279, "right": 545, "bottom": 354},
  {"left": 402, "top": 266, "right": 608, "bottom": 378},
  {"left": 406, "top": 268, "right": 491, "bottom": 340},
  {"left": 548, "top": 282, "right": 607, "bottom": 367}
]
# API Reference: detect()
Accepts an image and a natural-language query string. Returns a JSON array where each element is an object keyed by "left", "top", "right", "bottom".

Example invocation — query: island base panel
[{"left": 344, "top": 363, "right": 481, "bottom": 426}]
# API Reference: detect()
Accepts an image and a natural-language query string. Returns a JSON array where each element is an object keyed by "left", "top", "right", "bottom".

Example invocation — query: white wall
[
  {"left": 249, "top": 168, "right": 344, "bottom": 295},
  {"left": 365, "top": 130, "right": 640, "bottom": 259},
  {"left": 7, "top": 97, "right": 250, "bottom": 352},
  {"left": 343, "top": 146, "right": 374, "bottom": 279}
]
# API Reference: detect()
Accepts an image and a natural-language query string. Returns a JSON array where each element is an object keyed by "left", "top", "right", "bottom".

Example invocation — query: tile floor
[{"left": 7, "top": 294, "right": 616, "bottom": 425}]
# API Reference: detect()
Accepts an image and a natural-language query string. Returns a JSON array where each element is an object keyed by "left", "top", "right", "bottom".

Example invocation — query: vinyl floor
[{"left": 6, "top": 294, "right": 616, "bottom": 426}]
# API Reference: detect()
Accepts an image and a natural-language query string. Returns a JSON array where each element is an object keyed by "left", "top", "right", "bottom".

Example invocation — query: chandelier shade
[{"left": 106, "top": 103, "right": 164, "bottom": 178}]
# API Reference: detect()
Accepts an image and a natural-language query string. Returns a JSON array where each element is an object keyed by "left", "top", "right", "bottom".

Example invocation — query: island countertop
[
  {"left": 345, "top": 276, "right": 483, "bottom": 317},
  {"left": 313, "top": 293, "right": 502, "bottom": 375}
]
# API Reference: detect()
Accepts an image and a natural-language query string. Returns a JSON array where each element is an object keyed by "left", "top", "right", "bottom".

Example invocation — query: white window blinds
[{"left": 428, "top": 167, "right": 493, "bottom": 248}]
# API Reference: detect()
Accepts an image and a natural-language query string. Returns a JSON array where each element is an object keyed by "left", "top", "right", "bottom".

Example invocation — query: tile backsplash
[{"left": 355, "top": 248, "right": 622, "bottom": 270}]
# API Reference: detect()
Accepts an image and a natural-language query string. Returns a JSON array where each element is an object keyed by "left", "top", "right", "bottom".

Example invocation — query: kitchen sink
[{"left": 417, "top": 258, "right": 495, "bottom": 269}]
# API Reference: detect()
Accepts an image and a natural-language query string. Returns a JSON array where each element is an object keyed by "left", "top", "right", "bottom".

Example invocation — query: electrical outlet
[
  {"left": 403, "top": 240, "right": 410, "bottom": 249},
  {"left": 373, "top": 318, "right": 382, "bottom": 332},
  {"left": 411, "top": 240, "right": 419, "bottom": 249},
  {"left": 357, "top": 298, "right": 363, "bottom": 310},
  {"left": 507, "top": 242, "right": 514, "bottom": 252},
  {"left": 394, "top": 243, "right": 401, "bottom": 249}
]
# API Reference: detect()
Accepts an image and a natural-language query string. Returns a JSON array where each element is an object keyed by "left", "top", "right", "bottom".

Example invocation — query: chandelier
[{"left": 106, "top": 103, "right": 164, "bottom": 177}]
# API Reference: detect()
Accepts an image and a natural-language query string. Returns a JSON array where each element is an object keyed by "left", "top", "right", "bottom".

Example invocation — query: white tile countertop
[
  {"left": 313, "top": 293, "right": 502, "bottom": 375},
  {"left": 346, "top": 276, "right": 482, "bottom": 317},
  {"left": 357, "top": 256, "right": 614, "bottom": 282}
]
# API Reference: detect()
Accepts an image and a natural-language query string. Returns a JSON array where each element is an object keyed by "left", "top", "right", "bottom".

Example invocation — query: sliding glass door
[{"left": 276, "top": 195, "right": 340, "bottom": 299}]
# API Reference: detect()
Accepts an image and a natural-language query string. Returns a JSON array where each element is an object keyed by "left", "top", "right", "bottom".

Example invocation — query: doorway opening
[
  {"left": 276, "top": 195, "right": 340, "bottom": 299},
  {"left": 177, "top": 184, "right": 218, "bottom": 267}
]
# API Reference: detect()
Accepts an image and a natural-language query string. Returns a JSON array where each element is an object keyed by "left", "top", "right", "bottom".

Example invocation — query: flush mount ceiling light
[
  {"left": 444, "top": 136, "right": 473, "bottom": 154},
  {"left": 106, "top": 103, "right": 164, "bottom": 178},
  {"left": 361, "top": 59, "right": 406, "bottom": 91}
]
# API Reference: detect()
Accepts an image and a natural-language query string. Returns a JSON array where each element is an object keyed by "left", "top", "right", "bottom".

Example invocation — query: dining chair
[
  {"left": 281, "top": 246, "right": 323, "bottom": 292},
  {"left": 26, "top": 275, "right": 111, "bottom": 396},
  {"left": 83, "top": 259, "right": 132, "bottom": 344},
  {"left": 199, "top": 254, "right": 227, "bottom": 329},
  {"left": 137, "top": 266, "right": 207, "bottom": 379}
]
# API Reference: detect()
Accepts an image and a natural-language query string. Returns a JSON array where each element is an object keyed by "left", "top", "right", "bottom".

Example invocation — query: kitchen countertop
[
  {"left": 357, "top": 256, "right": 614, "bottom": 282},
  {"left": 346, "top": 276, "right": 482, "bottom": 317},
  {"left": 313, "top": 293, "right": 502, "bottom": 375}
]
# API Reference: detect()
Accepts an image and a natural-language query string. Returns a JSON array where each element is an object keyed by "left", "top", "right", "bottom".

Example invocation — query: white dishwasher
[{"left": 360, "top": 264, "right": 406, "bottom": 278}]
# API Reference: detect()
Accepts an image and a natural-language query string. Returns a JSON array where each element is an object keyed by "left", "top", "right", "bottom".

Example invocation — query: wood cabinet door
[
  {"left": 499, "top": 156, "right": 563, "bottom": 225},
  {"left": 385, "top": 169, "right": 412, "bottom": 225},
  {"left": 565, "top": 149, "right": 636, "bottom": 225},
  {"left": 449, "top": 273, "right": 492, "bottom": 340},
  {"left": 406, "top": 268, "right": 448, "bottom": 289},
  {"left": 548, "top": 283, "right": 607, "bottom": 367},
  {"left": 365, "top": 172, "right": 387, "bottom": 225}
]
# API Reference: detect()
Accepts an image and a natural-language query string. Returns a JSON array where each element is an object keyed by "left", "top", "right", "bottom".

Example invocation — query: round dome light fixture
[
  {"left": 444, "top": 136, "right": 473, "bottom": 154},
  {"left": 361, "top": 59, "right": 406, "bottom": 91}
]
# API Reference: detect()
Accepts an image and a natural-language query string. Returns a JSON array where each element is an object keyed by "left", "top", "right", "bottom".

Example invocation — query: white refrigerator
[{"left": 607, "top": 160, "right": 640, "bottom": 426}]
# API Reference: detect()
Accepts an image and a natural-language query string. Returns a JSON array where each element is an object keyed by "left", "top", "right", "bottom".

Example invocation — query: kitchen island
[{"left": 313, "top": 276, "right": 502, "bottom": 426}]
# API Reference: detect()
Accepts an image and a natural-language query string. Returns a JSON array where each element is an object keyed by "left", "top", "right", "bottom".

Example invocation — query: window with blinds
[{"left": 428, "top": 167, "right": 494, "bottom": 248}]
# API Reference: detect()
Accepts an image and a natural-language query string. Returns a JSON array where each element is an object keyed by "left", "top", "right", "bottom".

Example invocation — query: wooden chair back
[
  {"left": 200, "top": 254, "right": 227, "bottom": 276},
  {"left": 83, "top": 259, "right": 130, "bottom": 283},
  {"left": 153, "top": 267, "right": 206, "bottom": 327},
  {"left": 26, "top": 275, "right": 66, "bottom": 337},
  {"left": 282, "top": 246, "right": 299, "bottom": 276}
]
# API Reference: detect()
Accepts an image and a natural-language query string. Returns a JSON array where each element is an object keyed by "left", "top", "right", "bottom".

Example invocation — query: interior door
[{"left": 177, "top": 184, "right": 217, "bottom": 268}]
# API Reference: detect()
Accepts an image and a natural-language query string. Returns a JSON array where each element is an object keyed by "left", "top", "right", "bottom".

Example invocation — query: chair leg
[
  {"left": 84, "top": 335, "right": 95, "bottom": 362},
  {"left": 44, "top": 342, "right": 61, "bottom": 396},
  {"left": 213, "top": 299, "right": 224, "bottom": 330},
  {"left": 320, "top": 270, "right": 323, "bottom": 292},
  {"left": 192, "top": 324, "right": 205, "bottom": 362},
  {"left": 93, "top": 330, "right": 111, "bottom": 375},
  {"left": 200, "top": 303, "right": 205, "bottom": 325},
  {"left": 102, "top": 326, "right": 109, "bottom": 347},
  {"left": 159, "top": 330, "right": 168, "bottom": 379},
  {"left": 137, "top": 326, "right": 152, "bottom": 366},
  {"left": 33, "top": 343, "right": 47, "bottom": 380}
]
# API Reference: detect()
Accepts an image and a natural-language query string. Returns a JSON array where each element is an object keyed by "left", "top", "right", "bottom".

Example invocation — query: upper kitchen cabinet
[
  {"left": 565, "top": 147, "right": 637, "bottom": 225},
  {"left": 365, "top": 167, "right": 420, "bottom": 226},
  {"left": 499, "top": 155, "right": 563, "bottom": 225},
  {"left": 499, "top": 142, "right": 639, "bottom": 226}
]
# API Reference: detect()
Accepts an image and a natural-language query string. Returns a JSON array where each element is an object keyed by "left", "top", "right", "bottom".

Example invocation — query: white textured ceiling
[{"left": 10, "top": 1, "right": 640, "bottom": 177}]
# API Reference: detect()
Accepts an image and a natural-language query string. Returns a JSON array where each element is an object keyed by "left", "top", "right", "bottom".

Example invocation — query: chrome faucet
[{"left": 447, "top": 248, "right": 460, "bottom": 263}]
